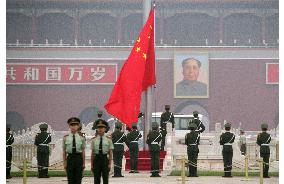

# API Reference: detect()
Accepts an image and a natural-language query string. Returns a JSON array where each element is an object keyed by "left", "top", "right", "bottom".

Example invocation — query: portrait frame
[{"left": 174, "top": 52, "right": 209, "bottom": 98}]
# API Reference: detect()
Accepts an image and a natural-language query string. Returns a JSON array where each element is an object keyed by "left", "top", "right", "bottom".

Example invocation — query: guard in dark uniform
[
  {"left": 91, "top": 120, "right": 114, "bottom": 184},
  {"left": 63, "top": 117, "right": 86, "bottom": 184},
  {"left": 6, "top": 124, "right": 14, "bottom": 179},
  {"left": 34, "top": 123, "right": 51, "bottom": 178},
  {"left": 93, "top": 111, "right": 110, "bottom": 134},
  {"left": 257, "top": 123, "right": 271, "bottom": 178},
  {"left": 126, "top": 123, "right": 142, "bottom": 173},
  {"left": 239, "top": 129, "right": 246, "bottom": 155},
  {"left": 185, "top": 123, "right": 200, "bottom": 177},
  {"left": 192, "top": 111, "right": 205, "bottom": 134},
  {"left": 146, "top": 122, "right": 162, "bottom": 177},
  {"left": 111, "top": 121, "right": 127, "bottom": 177},
  {"left": 160, "top": 105, "right": 175, "bottom": 151},
  {"left": 219, "top": 123, "right": 235, "bottom": 177}
]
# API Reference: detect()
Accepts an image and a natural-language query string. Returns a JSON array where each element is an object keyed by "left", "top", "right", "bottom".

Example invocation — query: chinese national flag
[{"left": 104, "top": 9, "right": 156, "bottom": 127}]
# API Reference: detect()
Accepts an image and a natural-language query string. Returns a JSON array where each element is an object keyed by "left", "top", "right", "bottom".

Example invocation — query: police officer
[
  {"left": 6, "top": 124, "right": 14, "bottom": 179},
  {"left": 160, "top": 105, "right": 175, "bottom": 151},
  {"left": 257, "top": 123, "right": 271, "bottom": 178},
  {"left": 239, "top": 129, "right": 246, "bottom": 155},
  {"left": 111, "top": 121, "right": 127, "bottom": 177},
  {"left": 219, "top": 123, "right": 235, "bottom": 177},
  {"left": 63, "top": 117, "right": 86, "bottom": 184},
  {"left": 126, "top": 123, "right": 142, "bottom": 173},
  {"left": 93, "top": 111, "right": 110, "bottom": 134},
  {"left": 146, "top": 122, "right": 162, "bottom": 177},
  {"left": 192, "top": 111, "right": 205, "bottom": 134},
  {"left": 185, "top": 123, "right": 200, "bottom": 177},
  {"left": 91, "top": 120, "right": 114, "bottom": 184},
  {"left": 34, "top": 123, "right": 51, "bottom": 178}
]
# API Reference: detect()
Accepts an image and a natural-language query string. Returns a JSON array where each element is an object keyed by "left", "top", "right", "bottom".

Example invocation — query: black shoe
[
  {"left": 150, "top": 175, "right": 155, "bottom": 177},
  {"left": 134, "top": 171, "right": 139, "bottom": 173},
  {"left": 129, "top": 171, "right": 134, "bottom": 173},
  {"left": 118, "top": 175, "right": 124, "bottom": 177},
  {"left": 264, "top": 176, "right": 270, "bottom": 178},
  {"left": 43, "top": 176, "right": 50, "bottom": 178},
  {"left": 155, "top": 174, "right": 161, "bottom": 177},
  {"left": 6, "top": 176, "right": 12, "bottom": 179},
  {"left": 112, "top": 175, "right": 120, "bottom": 177},
  {"left": 192, "top": 175, "right": 199, "bottom": 177}
]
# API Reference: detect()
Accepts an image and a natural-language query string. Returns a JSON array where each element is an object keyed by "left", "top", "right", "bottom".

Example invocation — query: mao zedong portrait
[{"left": 176, "top": 58, "right": 208, "bottom": 97}]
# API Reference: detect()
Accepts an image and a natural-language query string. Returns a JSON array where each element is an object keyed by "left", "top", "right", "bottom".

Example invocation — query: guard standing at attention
[
  {"left": 160, "top": 105, "right": 175, "bottom": 151},
  {"left": 239, "top": 129, "right": 247, "bottom": 155},
  {"left": 6, "top": 124, "right": 14, "bottom": 179},
  {"left": 34, "top": 123, "right": 51, "bottom": 178},
  {"left": 192, "top": 111, "right": 205, "bottom": 134},
  {"left": 219, "top": 123, "right": 235, "bottom": 177},
  {"left": 257, "top": 123, "right": 271, "bottom": 178},
  {"left": 185, "top": 123, "right": 200, "bottom": 177},
  {"left": 146, "top": 122, "right": 162, "bottom": 177}
]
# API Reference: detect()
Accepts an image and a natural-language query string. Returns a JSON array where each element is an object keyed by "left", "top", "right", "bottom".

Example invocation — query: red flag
[{"left": 104, "top": 9, "right": 156, "bottom": 127}]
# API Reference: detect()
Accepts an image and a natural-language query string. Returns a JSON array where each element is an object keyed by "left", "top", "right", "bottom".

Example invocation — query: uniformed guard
[
  {"left": 111, "top": 121, "right": 127, "bottom": 177},
  {"left": 126, "top": 123, "right": 142, "bottom": 173},
  {"left": 91, "top": 119, "right": 114, "bottom": 184},
  {"left": 63, "top": 117, "right": 86, "bottom": 184},
  {"left": 6, "top": 124, "right": 14, "bottom": 179},
  {"left": 219, "top": 123, "right": 235, "bottom": 177},
  {"left": 160, "top": 105, "right": 175, "bottom": 151},
  {"left": 185, "top": 123, "right": 200, "bottom": 177},
  {"left": 239, "top": 129, "right": 246, "bottom": 155},
  {"left": 192, "top": 111, "right": 205, "bottom": 134},
  {"left": 78, "top": 123, "right": 86, "bottom": 138},
  {"left": 34, "top": 123, "right": 51, "bottom": 178},
  {"left": 93, "top": 111, "right": 110, "bottom": 135},
  {"left": 147, "top": 122, "right": 162, "bottom": 177},
  {"left": 257, "top": 123, "right": 271, "bottom": 178}
]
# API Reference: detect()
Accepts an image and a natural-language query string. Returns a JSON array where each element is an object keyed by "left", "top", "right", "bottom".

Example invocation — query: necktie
[
  {"left": 99, "top": 136, "right": 103, "bottom": 154},
  {"left": 72, "top": 134, "right": 76, "bottom": 154}
]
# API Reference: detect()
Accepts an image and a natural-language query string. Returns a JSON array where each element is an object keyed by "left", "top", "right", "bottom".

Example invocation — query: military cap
[
  {"left": 165, "top": 105, "right": 170, "bottom": 109},
  {"left": 261, "top": 123, "right": 268, "bottom": 129},
  {"left": 138, "top": 112, "right": 144, "bottom": 118},
  {"left": 115, "top": 121, "right": 123, "bottom": 129},
  {"left": 193, "top": 111, "right": 199, "bottom": 115},
  {"left": 39, "top": 123, "right": 48, "bottom": 129},
  {"left": 188, "top": 123, "right": 197, "bottom": 129},
  {"left": 67, "top": 117, "right": 80, "bottom": 125},
  {"left": 224, "top": 123, "right": 231, "bottom": 128},
  {"left": 97, "top": 120, "right": 107, "bottom": 128},
  {"left": 152, "top": 122, "right": 159, "bottom": 128},
  {"left": 97, "top": 110, "right": 103, "bottom": 115},
  {"left": 240, "top": 129, "right": 244, "bottom": 133},
  {"left": 132, "top": 123, "right": 137, "bottom": 128}
]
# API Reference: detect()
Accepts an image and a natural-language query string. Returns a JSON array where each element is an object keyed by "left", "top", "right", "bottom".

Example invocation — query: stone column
[
  {"left": 31, "top": 13, "right": 37, "bottom": 43},
  {"left": 219, "top": 16, "right": 224, "bottom": 44},
  {"left": 116, "top": 15, "right": 123, "bottom": 44},
  {"left": 261, "top": 16, "right": 266, "bottom": 43}
]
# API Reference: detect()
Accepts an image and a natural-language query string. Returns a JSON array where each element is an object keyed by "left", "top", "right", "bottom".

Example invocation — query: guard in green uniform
[
  {"left": 219, "top": 123, "right": 235, "bottom": 177},
  {"left": 146, "top": 122, "right": 162, "bottom": 177},
  {"left": 160, "top": 105, "right": 175, "bottom": 151},
  {"left": 34, "top": 123, "right": 51, "bottom": 178},
  {"left": 126, "top": 123, "right": 142, "bottom": 173},
  {"left": 111, "top": 121, "right": 127, "bottom": 177},
  {"left": 6, "top": 124, "right": 14, "bottom": 179},
  {"left": 93, "top": 111, "right": 110, "bottom": 135},
  {"left": 63, "top": 117, "right": 86, "bottom": 184},
  {"left": 192, "top": 111, "right": 205, "bottom": 134},
  {"left": 257, "top": 123, "right": 271, "bottom": 178},
  {"left": 185, "top": 123, "right": 200, "bottom": 177},
  {"left": 239, "top": 129, "right": 246, "bottom": 155},
  {"left": 91, "top": 120, "right": 114, "bottom": 184}
]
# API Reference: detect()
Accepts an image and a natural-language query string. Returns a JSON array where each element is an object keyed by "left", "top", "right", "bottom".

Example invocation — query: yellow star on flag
[
  {"left": 136, "top": 47, "right": 141, "bottom": 53},
  {"left": 143, "top": 53, "right": 147, "bottom": 60}
]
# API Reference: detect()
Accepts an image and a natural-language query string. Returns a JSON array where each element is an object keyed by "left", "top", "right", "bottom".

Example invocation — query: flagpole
[{"left": 143, "top": 0, "right": 153, "bottom": 151}]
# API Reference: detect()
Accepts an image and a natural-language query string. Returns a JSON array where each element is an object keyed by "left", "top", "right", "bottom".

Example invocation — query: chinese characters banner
[
  {"left": 266, "top": 63, "right": 279, "bottom": 84},
  {"left": 6, "top": 63, "right": 117, "bottom": 85}
]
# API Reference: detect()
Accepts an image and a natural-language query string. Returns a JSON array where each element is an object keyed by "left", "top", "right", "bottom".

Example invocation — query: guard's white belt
[
  {"left": 261, "top": 144, "right": 270, "bottom": 146},
  {"left": 114, "top": 143, "right": 124, "bottom": 145},
  {"left": 6, "top": 145, "right": 12, "bottom": 147},
  {"left": 39, "top": 144, "right": 49, "bottom": 146},
  {"left": 189, "top": 144, "right": 197, "bottom": 146},
  {"left": 151, "top": 142, "right": 158, "bottom": 144},
  {"left": 130, "top": 141, "right": 138, "bottom": 143},
  {"left": 224, "top": 143, "right": 232, "bottom": 145}
]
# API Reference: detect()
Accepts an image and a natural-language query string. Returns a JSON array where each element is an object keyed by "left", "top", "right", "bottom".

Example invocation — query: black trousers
[
  {"left": 67, "top": 153, "right": 83, "bottom": 184},
  {"left": 161, "top": 137, "right": 166, "bottom": 151},
  {"left": 129, "top": 143, "right": 139, "bottom": 171},
  {"left": 37, "top": 149, "right": 50, "bottom": 177},
  {"left": 187, "top": 149, "right": 198, "bottom": 176},
  {"left": 222, "top": 151, "right": 233, "bottom": 176},
  {"left": 6, "top": 146, "right": 12, "bottom": 177},
  {"left": 260, "top": 152, "right": 270, "bottom": 177},
  {"left": 93, "top": 154, "right": 109, "bottom": 184},
  {"left": 150, "top": 151, "right": 160, "bottom": 175},
  {"left": 113, "top": 151, "right": 124, "bottom": 176}
]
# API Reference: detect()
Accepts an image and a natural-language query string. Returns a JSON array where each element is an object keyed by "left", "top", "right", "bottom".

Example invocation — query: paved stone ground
[{"left": 6, "top": 172, "right": 279, "bottom": 184}]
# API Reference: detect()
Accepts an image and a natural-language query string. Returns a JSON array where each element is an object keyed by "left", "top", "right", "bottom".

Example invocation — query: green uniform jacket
[
  {"left": 160, "top": 111, "right": 175, "bottom": 129},
  {"left": 257, "top": 132, "right": 271, "bottom": 154},
  {"left": 6, "top": 133, "right": 14, "bottom": 146},
  {"left": 126, "top": 130, "right": 142, "bottom": 146},
  {"left": 111, "top": 130, "right": 127, "bottom": 151},
  {"left": 185, "top": 131, "right": 200, "bottom": 152},
  {"left": 146, "top": 130, "right": 162, "bottom": 152},
  {"left": 34, "top": 132, "right": 51, "bottom": 153},
  {"left": 192, "top": 118, "right": 205, "bottom": 133},
  {"left": 219, "top": 132, "right": 235, "bottom": 152}
]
